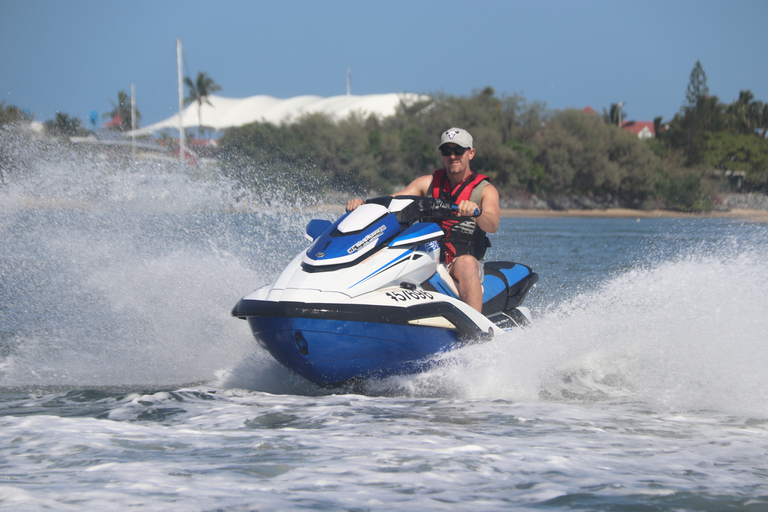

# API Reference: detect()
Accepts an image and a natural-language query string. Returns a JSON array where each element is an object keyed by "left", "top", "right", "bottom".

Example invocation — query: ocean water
[{"left": 2, "top": 146, "right": 768, "bottom": 510}]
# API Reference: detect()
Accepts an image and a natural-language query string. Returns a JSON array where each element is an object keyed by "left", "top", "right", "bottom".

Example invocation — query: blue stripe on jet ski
[{"left": 348, "top": 249, "right": 413, "bottom": 289}]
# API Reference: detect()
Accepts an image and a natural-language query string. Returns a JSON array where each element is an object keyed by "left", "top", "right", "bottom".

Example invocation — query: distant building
[
  {"left": 582, "top": 106, "right": 656, "bottom": 139},
  {"left": 104, "top": 114, "right": 123, "bottom": 129},
  {"left": 621, "top": 121, "right": 655, "bottom": 139}
]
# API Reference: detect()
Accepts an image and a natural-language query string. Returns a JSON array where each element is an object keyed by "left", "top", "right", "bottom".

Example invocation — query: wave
[{"left": 368, "top": 247, "right": 768, "bottom": 415}]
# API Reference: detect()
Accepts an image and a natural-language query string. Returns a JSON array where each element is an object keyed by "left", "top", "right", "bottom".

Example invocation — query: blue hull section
[{"left": 247, "top": 316, "right": 461, "bottom": 386}]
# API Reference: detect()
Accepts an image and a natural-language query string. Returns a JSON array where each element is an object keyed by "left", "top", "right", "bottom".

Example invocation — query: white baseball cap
[{"left": 438, "top": 127, "right": 473, "bottom": 149}]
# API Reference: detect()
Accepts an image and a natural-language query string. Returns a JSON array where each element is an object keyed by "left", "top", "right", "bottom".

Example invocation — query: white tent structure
[{"left": 130, "top": 93, "right": 427, "bottom": 136}]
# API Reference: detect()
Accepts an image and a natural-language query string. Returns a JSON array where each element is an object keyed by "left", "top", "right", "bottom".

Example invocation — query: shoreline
[
  {"left": 5, "top": 199, "right": 768, "bottom": 222},
  {"left": 499, "top": 207, "right": 768, "bottom": 222}
]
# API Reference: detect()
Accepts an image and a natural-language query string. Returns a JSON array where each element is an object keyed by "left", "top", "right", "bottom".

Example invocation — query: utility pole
[
  {"left": 177, "top": 38, "right": 185, "bottom": 164},
  {"left": 617, "top": 102, "right": 624, "bottom": 126},
  {"left": 131, "top": 83, "right": 136, "bottom": 161}
]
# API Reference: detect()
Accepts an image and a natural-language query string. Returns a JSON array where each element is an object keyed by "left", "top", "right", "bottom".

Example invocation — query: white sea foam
[
  {"left": 0, "top": 138, "right": 322, "bottom": 388},
  {"left": 370, "top": 245, "right": 768, "bottom": 416},
  {"left": 2, "top": 389, "right": 766, "bottom": 510}
]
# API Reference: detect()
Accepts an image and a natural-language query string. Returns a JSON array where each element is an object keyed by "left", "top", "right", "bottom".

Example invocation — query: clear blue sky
[{"left": 2, "top": 0, "right": 767, "bottom": 127}]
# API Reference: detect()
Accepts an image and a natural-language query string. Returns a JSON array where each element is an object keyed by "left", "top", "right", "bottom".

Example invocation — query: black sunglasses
[{"left": 440, "top": 145, "right": 469, "bottom": 157}]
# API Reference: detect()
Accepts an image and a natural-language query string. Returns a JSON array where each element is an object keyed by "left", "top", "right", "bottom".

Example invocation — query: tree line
[
  {"left": 218, "top": 89, "right": 664, "bottom": 207},
  {"left": 218, "top": 61, "right": 768, "bottom": 211},
  {"left": 3, "top": 62, "right": 768, "bottom": 211}
]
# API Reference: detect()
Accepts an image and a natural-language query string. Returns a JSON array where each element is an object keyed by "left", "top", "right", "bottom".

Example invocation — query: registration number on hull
[{"left": 385, "top": 289, "right": 434, "bottom": 302}]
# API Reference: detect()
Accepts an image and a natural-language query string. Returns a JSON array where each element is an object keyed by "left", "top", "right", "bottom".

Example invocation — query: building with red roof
[{"left": 621, "top": 121, "right": 655, "bottom": 139}]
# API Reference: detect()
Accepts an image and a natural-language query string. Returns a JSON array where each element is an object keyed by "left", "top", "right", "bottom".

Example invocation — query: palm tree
[
  {"left": 760, "top": 103, "right": 768, "bottom": 138},
  {"left": 184, "top": 72, "right": 222, "bottom": 137},
  {"left": 104, "top": 90, "right": 141, "bottom": 132},
  {"left": 728, "top": 90, "right": 756, "bottom": 133},
  {"left": 105, "top": 90, "right": 137, "bottom": 131},
  {"left": 747, "top": 100, "right": 763, "bottom": 134}
]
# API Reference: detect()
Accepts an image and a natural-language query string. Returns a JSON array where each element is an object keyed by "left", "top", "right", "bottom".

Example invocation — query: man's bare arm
[
  {"left": 475, "top": 184, "right": 500, "bottom": 233},
  {"left": 347, "top": 175, "right": 432, "bottom": 211},
  {"left": 392, "top": 175, "right": 432, "bottom": 197}
]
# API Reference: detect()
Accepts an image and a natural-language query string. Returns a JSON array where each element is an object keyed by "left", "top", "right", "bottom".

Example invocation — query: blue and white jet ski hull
[
  {"left": 232, "top": 197, "right": 538, "bottom": 386},
  {"left": 245, "top": 312, "right": 464, "bottom": 385}
]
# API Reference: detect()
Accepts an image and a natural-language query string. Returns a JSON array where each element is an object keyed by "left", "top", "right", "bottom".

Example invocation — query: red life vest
[{"left": 429, "top": 168, "right": 491, "bottom": 263}]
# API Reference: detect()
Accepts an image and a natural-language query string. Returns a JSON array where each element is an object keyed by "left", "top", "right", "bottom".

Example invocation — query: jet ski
[{"left": 232, "top": 196, "right": 538, "bottom": 386}]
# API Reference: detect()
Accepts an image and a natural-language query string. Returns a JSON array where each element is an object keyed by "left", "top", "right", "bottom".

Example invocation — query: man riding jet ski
[
  {"left": 233, "top": 128, "right": 537, "bottom": 386},
  {"left": 348, "top": 127, "right": 499, "bottom": 312}
]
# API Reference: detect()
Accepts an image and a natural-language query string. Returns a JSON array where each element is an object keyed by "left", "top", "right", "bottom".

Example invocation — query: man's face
[{"left": 441, "top": 144, "right": 475, "bottom": 176}]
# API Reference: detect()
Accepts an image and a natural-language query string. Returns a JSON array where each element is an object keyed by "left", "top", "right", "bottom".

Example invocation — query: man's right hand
[{"left": 346, "top": 198, "right": 365, "bottom": 211}]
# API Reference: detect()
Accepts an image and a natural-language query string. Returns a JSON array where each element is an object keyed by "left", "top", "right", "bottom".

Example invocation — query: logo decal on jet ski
[{"left": 347, "top": 225, "right": 386, "bottom": 254}]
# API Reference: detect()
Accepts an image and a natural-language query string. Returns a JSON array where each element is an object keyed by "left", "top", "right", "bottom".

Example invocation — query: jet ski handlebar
[{"left": 364, "top": 196, "right": 481, "bottom": 226}]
